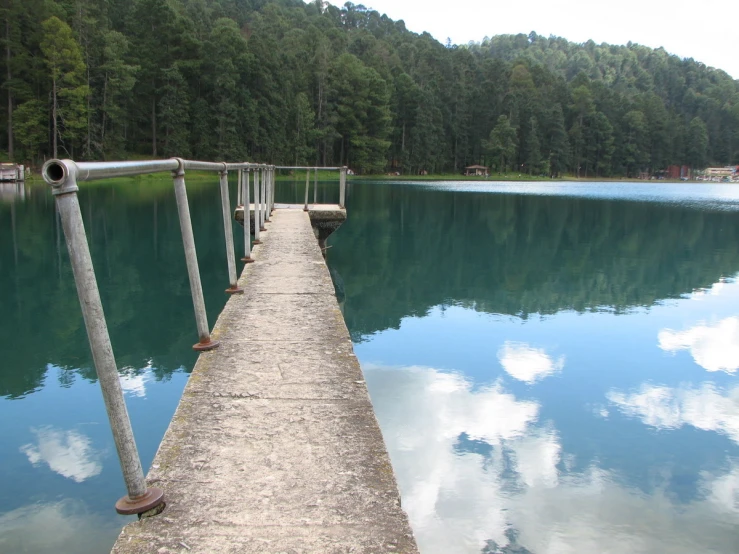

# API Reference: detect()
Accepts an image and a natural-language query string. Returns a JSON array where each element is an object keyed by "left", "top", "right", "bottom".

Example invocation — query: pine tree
[{"left": 40, "top": 16, "right": 88, "bottom": 158}]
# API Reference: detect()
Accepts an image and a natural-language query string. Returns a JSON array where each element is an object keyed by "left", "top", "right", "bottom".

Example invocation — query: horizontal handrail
[
  {"left": 275, "top": 166, "right": 345, "bottom": 170},
  {"left": 42, "top": 158, "right": 277, "bottom": 185}
]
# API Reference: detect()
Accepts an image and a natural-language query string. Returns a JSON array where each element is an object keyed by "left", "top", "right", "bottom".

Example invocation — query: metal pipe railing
[
  {"left": 270, "top": 167, "right": 275, "bottom": 214},
  {"left": 253, "top": 167, "right": 262, "bottom": 244},
  {"left": 219, "top": 168, "right": 242, "bottom": 294},
  {"left": 313, "top": 167, "right": 318, "bottom": 204},
  {"left": 182, "top": 160, "right": 227, "bottom": 172},
  {"left": 241, "top": 168, "right": 253, "bottom": 263},
  {"left": 274, "top": 166, "right": 343, "bottom": 170},
  {"left": 303, "top": 168, "right": 310, "bottom": 211},
  {"left": 40, "top": 156, "right": 344, "bottom": 516},
  {"left": 237, "top": 167, "right": 242, "bottom": 206},
  {"left": 264, "top": 167, "right": 271, "bottom": 224},
  {"left": 42, "top": 159, "right": 165, "bottom": 518},
  {"left": 44, "top": 159, "right": 179, "bottom": 183},
  {"left": 171, "top": 159, "right": 220, "bottom": 351},
  {"left": 259, "top": 168, "right": 268, "bottom": 233}
]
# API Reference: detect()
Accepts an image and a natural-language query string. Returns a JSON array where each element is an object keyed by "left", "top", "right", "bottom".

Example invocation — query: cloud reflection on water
[
  {"left": 365, "top": 363, "right": 739, "bottom": 553},
  {"left": 119, "top": 370, "right": 151, "bottom": 398},
  {"left": 19, "top": 427, "right": 102, "bottom": 483},
  {"left": 658, "top": 316, "right": 739, "bottom": 373},
  {"left": 0, "top": 499, "right": 123, "bottom": 554},
  {"left": 497, "top": 342, "right": 564, "bottom": 384},
  {"left": 607, "top": 383, "right": 739, "bottom": 443}
]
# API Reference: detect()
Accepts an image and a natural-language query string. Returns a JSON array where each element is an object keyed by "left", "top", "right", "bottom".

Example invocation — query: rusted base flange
[
  {"left": 241, "top": 257, "right": 255, "bottom": 263},
  {"left": 253, "top": 239, "right": 262, "bottom": 245},
  {"left": 260, "top": 227, "right": 266, "bottom": 232},
  {"left": 193, "top": 339, "right": 220, "bottom": 351},
  {"left": 225, "top": 286, "right": 244, "bottom": 294},
  {"left": 115, "top": 487, "right": 165, "bottom": 515},
  {"left": 303, "top": 207, "right": 309, "bottom": 212}
]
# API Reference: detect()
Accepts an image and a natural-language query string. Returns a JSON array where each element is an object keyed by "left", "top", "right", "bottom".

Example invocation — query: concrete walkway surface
[{"left": 112, "top": 209, "right": 418, "bottom": 554}]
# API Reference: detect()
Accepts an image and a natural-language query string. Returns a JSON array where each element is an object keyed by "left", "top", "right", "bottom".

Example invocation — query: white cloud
[
  {"left": 20, "top": 427, "right": 102, "bottom": 483},
  {"left": 498, "top": 342, "right": 564, "bottom": 384},
  {"left": 658, "top": 317, "right": 739, "bottom": 373},
  {"left": 607, "top": 383, "right": 739, "bottom": 443},
  {"left": 365, "top": 363, "right": 739, "bottom": 553}
]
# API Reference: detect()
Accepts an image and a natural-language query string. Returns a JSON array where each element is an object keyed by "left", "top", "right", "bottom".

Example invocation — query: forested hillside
[{"left": 2, "top": 0, "right": 738, "bottom": 176}]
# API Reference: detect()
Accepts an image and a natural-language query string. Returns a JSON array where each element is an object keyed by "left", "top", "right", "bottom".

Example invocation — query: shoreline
[{"left": 347, "top": 174, "right": 700, "bottom": 183}]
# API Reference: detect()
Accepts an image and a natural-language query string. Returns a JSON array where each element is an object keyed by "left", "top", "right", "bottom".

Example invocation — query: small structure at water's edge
[
  {"left": 465, "top": 164, "right": 489, "bottom": 176},
  {"left": 0, "top": 163, "right": 25, "bottom": 182},
  {"left": 236, "top": 202, "right": 346, "bottom": 253}
]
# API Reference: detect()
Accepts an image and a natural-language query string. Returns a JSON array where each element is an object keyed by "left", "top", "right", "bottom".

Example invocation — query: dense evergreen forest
[{"left": 2, "top": 0, "right": 738, "bottom": 176}]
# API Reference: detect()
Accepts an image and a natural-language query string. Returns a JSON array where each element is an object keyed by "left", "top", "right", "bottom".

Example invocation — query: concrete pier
[
  {"left": 236, "top": 203, "right": 347, "bottom": 245},
  {"left": 112, "top": 208, "right": 417, "bottom": 553}
]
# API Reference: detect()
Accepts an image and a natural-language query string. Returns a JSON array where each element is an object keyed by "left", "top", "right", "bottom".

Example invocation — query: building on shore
[
  {"left": 702, "top": 166, "right": 738, "bottom": 181},
  {"left": 0, "top": 163, "right": 25, "bottom": 182},
  {"left": 665, "top": 165, "right": 691, "bottom": 180},
  {"left": 464, "top": 164, "right": 489, "bottom": 176}
]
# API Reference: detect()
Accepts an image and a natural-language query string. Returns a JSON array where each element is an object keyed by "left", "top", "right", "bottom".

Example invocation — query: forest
[{"left": 2, "top": 0, "right": 738, "bottom": 177}]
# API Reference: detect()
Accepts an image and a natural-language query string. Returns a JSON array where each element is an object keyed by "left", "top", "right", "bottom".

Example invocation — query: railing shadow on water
[{"left": 40, "top": 158, "right": 346, "bottom": 517}]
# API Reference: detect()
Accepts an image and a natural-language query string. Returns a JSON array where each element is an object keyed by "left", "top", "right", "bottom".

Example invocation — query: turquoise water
[
  {"left": 0, "top": 177, "right": 243, "bottom": 553},
  {"left": 3, "top": 178, "right": 739, "bottom": 553},
  {"left": 328, "top": 181, "right": 739, "bottom": 554}
]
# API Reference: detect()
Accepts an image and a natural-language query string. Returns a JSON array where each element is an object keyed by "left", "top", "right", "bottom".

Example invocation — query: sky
[{"left": 337, "top": 0, "right": 739, "bottom": 79}]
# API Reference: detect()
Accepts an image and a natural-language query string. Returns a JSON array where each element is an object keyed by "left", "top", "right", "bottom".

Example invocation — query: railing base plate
[
  {"left": 193, "top": 339, "right": 220, "bottom": 352},
  {"left": 115, "top": 487, "right": 165, "bottom": 515}
]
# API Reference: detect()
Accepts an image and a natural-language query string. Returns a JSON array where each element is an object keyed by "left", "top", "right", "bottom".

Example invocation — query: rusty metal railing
[
  {"left": 41, "top": 157, "right": 346, "bottom": 517},
  {"left": 41, "top": 158, "right": 278, "bottom": 517},
  {"left": 273, "top": 166, "right": 347, "bottom": 211}
]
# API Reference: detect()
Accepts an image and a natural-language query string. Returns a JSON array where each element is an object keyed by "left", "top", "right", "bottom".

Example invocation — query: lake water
[
  {"left": 0, "top": 177, "right": 242, "bottom": 553},
  {"left": 328, "top": 181, "right": 739, "bottom": 554},
  {"left": 2, "top": 178, "right": 739, "bottom": 553}
]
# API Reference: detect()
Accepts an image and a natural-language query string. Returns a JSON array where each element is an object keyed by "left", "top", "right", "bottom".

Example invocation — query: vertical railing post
[
  {"left": 264, "top": 167, "right": 272, "bottom": 223},
  {"left": 313, "top": 166, "right": 318, "bottom": 204},
  {"left": 242, "top": 168, "right": 254, "bottom": 263},
  {"left": 42, "top": 159, "right": 164, "bottom": 516},
  {"left": 259, "top": 166, "right": 267, "bottom": 232},
  {"left": 219, "top": 166, "right": 243, "bottom": 294},
  {"left": 171, "top": 159, "right": 220, "bottom": 352},
  {"left": 303, "top": 168, "right": 310, "bottom": 211},
  {"left": 339, "top": 166, "right": 347, "bottom": 209},
  {"left": 236, "top": 166, "right": 242, "bottom": 206},
  {"left": 253, "top": 166, "right": 262, "bottom": 245},
  {"left": 270, "top": 167, "right": 275, "bottom": 213}
]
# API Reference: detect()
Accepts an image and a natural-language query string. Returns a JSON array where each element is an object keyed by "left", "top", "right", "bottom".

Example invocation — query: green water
[
  {"left": 328, "top": 181, "right": 739, "bottom": 554},
  {"left": 2, "top": 178, "right": 739, "bottom": 553},
  {"left": 0, "top": 177, "right": 244, "bottom": 553}
]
